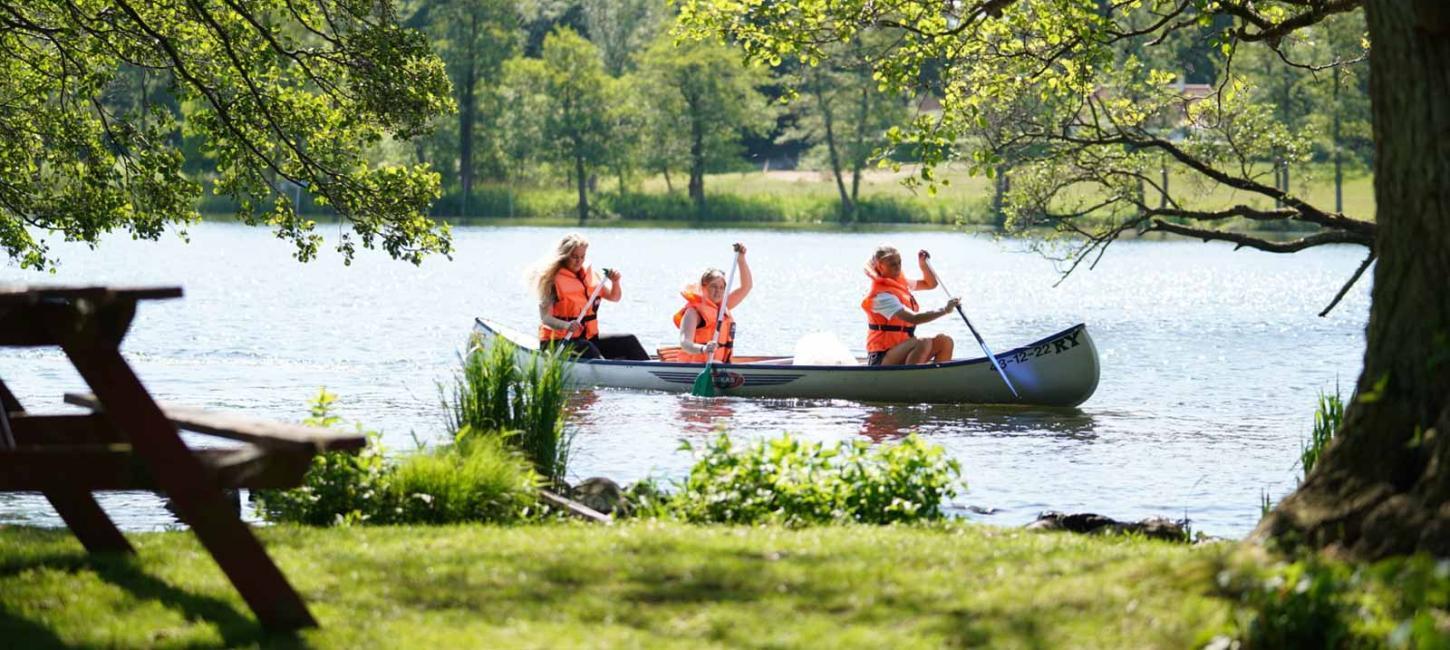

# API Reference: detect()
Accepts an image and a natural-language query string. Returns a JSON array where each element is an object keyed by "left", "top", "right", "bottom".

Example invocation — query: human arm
[
  {"left": 678, "top": 308, "right": 719, "bottom": 357},
  {"left": 875, "top": 292, "right": 960, "bottom": 325},
  {"left": 726, "top": 243, "right": 751, "bottom": 309},
  {"left": 602, "top": 268, "right": 623, "bottom": 302},
  {"left": 539, "top": 296, "right": 580, "bottom": 335},
  {"left": 910, "top": 249, "right": 939, "bottom": 291}
]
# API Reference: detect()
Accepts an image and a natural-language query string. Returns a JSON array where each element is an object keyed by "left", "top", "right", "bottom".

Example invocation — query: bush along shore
[{"left": 3, "top": 346, "right": 1446, "bottom": 648}]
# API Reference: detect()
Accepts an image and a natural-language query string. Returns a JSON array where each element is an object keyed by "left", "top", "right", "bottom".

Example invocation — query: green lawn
[{"left": 1, "top": 522, "right": 1236, "bottom": 649}]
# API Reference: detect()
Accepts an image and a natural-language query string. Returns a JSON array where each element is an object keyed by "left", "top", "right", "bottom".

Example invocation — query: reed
[
  {"left": 444, "top": 336, "right": 574, "bottom": 488},
  {"left": 1300, "top": 387, "right": 1345, "bottom": 481}
]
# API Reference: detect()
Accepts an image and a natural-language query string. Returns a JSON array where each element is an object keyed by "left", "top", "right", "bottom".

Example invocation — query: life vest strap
[{"left": 868, "top": 324, "right": 916, "bottom": 335}]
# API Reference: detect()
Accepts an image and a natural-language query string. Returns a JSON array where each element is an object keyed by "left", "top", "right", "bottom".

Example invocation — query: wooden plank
[
  {"left": 62, "top": 343, "right": 318, "bottom": 630},
  {"left": 8, "top": 413, "right": 123, "bottom": 445},
  {"left": 0, "top": 445, "right": 314, "bottom": 491},
  {"left": 538, "top": 488, "right": 613, "bottom": 524},
  {"left": 66, "top": 393, "right": 365, "bottom": 453},
  {"left": 45, "top": 488, "right": 134, "bottom": 554},
  {"left": 0, "top": 387, "right": 133, "bottom": 554},
  {"left": 0, "top": 285, "right": 183, "bottom": 303}
]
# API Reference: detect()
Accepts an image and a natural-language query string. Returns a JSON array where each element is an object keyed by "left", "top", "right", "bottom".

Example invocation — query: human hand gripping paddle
[
  {"left": 921, "top": 256, "right": 1020, "bottom": 399},
  {"left": 690, "top": 248, "right": 740, "bottom": 397},
  {"left": 562, "top": 268, "right": 612, "bottom": 358}
]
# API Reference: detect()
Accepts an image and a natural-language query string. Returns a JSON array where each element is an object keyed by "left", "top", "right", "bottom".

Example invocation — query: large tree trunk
[{"left": 1254, "top": 0, "right": 1450, "bottom": 559}]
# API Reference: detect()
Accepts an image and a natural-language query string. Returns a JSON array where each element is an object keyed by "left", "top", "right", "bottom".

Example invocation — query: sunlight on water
[{"left": 0, "top": 223, "right": 1370, "bottom": 536}]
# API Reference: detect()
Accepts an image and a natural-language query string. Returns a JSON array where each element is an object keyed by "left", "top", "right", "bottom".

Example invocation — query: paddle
[
  {"left": 561, "top": 268, "right": 610, "bottom": 358},
  {"left": 690, "top": 251, "right": 740, "bottom": 397},
  {"left": 922, "top": 257, "right": 1020, "bottom": 399}
]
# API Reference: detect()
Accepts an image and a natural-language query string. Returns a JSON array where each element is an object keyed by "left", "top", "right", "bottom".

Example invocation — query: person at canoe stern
[
  {"left": 533, "top": 233, "right": 649, "bottom": 360},
  {"left": 863, "top": 245, "right": 959, "bottom": 365},
  {"left": 675, "top": 243, "right": 752, "bottom": 363}
]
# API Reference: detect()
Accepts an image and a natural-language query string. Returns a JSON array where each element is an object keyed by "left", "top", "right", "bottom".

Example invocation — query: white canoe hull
[{"left": 472, "top": 318, "right": 1100, "bottom": 407}]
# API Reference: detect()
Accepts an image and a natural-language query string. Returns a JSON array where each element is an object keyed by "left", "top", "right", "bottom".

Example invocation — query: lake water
[{"left": 0, "top": 222, "right": 1371, "bottom": 537}]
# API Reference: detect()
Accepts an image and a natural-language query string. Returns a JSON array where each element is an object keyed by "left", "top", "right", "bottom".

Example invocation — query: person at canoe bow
[
  {"left": 864, "top": 245, "right": 960, "bottom": 365},
  {"left": 674, "top": 243, "right": 752, "bottom": 363},
  {"left": 533, "top": 233, "right": 649, "bottom": 360}
]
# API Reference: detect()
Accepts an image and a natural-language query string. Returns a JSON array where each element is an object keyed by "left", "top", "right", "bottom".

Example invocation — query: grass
[
  {"left": 0, "top": 522, "right": 1236, "bottom": 648},
  {"left": 201, "top": 162, "right": 1374, "bottom": 230}
]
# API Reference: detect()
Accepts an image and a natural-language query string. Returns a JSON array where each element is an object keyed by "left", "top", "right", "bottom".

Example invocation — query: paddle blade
[{"left": 690, "top": 366, "right": 717, "bottom": 397}]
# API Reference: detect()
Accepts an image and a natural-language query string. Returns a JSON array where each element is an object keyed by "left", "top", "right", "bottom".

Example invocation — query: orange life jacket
[
  {"left": 672, "top": 288, "right": 734, "bottom": 363},
  {"left": 862, "top": 275, "right": 918, "bottom": 353},
  {"left": 539, "top": 266, "right": 600, "bottom": 342}
]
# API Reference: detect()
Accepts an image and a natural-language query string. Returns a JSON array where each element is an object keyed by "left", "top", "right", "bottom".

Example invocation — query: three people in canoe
[{"left": 531, "top": 235, "right": 956, "bottom": 366}]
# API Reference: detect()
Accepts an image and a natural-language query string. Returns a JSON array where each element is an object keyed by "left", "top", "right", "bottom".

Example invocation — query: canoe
[{"left": 472, "top": 318, "right": 1100, "bottom": 407}]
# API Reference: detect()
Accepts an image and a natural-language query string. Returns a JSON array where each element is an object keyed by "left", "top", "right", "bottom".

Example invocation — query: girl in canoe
[
  {"left": 533, "top": 233, "right": 649, "bottom": 360},
  {"left": 674, "top": 243, "right": 752, "bottom": 363},
  {"left": 864, "top": 245, "right": 959, "bottom": 365}
]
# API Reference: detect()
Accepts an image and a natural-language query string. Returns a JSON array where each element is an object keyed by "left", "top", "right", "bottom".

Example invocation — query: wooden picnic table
[{"left": 0, "top": 285, "right": 363, "bottom": 630}]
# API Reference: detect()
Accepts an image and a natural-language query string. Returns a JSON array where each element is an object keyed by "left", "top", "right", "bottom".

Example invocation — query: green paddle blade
[{"left": 691, "top": 365, "right": 717, "bottom": 397}]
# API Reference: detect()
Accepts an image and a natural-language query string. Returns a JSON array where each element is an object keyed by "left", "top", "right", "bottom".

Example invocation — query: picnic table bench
[{"left": 0, "top": 285, "right": 363, "bottom": 630}]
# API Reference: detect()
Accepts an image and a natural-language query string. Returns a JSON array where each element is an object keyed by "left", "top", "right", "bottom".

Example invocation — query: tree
[
  {"left": 413, "top": 0, "right": 520, "bottom": 216},
  {"left": 779, "top": 37, "right": 908, "bottom": 222},
  {"left": 679, "top": 0, "right": 1450, "bottom": 558},
  {"left": 638, "top": 29, "right": 772, "bottom": 210},
  {"left": 527, "top": 28, "right": 612, "bottom": 224},
  {"left": 580, "top": 0, "right": 665, "bottom": 76},
  {"left": 1, "top": 0, "right": 454, "bottom": 269}
]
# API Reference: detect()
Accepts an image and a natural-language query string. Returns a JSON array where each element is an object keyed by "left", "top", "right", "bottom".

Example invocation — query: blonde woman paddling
[
  {"left": 533, "top": 233, "right": 648, "bottom": 360},
  {"left": 863, "top": 246, "right": 958, "bottom": 365},
  {"left": 674, "top": 243, "right": 752, "bottom": 363}
]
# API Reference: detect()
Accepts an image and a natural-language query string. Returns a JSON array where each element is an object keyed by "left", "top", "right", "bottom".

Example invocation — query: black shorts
[{"left": 867, "top": 351, "right": 888, "bottom": 366}]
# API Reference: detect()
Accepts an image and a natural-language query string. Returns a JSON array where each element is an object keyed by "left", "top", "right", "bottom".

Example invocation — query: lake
[{"left": 0, "top": 222, "right": 1371, "bottom": 536}]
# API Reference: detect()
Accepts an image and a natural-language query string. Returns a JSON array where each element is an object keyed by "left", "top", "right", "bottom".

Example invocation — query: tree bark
[
  {"left": 458, "top": 17, "right": 478, "bottom": 218},
  {"left": 575, "top": 152, "right": 589, "bottom": 225},
  {"left": 813, "top": 72, "right": 854, "bottom": 223},
  {"left": 1254, "top": 0, "right": 1450, "bottom": 559},
  {"left": 1334, "top": 64, "right": 1344, "bottom": 214},
  {"left": 688, "top": 94, "right": 706, "bottom": 211}
]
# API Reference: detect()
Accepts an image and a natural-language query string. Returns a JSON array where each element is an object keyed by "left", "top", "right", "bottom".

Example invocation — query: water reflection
[
  {"left": 674, "top": 397, "right": 737, "bottom": 434},
  {"left": 856, "top": 403, "right": 1098, "bottom": 441}
]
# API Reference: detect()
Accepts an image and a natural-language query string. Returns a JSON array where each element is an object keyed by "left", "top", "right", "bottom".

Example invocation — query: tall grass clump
[
  {"left": 445, "top": 336, "right": 573, "bottom": 488},
  {"left": 255, "top": 389, "right": 541, "bottom": 525},
  {"left": 1300, "top": 387, "right": 1344, "bottom": 481},
  {"left": 388, "top": 436, "right": 539, "bottom": 524}
]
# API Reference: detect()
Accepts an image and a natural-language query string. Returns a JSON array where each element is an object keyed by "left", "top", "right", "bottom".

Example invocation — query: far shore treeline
[{"left": 114, "top": 0, "right": 1372, "bottom": 228}]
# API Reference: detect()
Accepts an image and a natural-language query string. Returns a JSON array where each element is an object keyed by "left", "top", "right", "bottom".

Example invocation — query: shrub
[
  {"left": 388, "top": 436, "right": 540, "bottom": 524},
  {"left": 667, "top": 432, "right": 963, "bottom": 525},
  {"left": 1220, "top": 554, "right": 1450, "bottom": 649},
  {"left": 251, "top": 389, "right": 394, "bottom": 526},
  {"left": 255, "top": 389, "right": 541, "bottom": 526},
  {"left": 444, "top": 337, "right": 573, "bottom": 488}
]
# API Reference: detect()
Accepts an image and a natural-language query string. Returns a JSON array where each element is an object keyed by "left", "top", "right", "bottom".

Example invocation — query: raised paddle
[
  {"left": 561, "top": 268, "right": 611, "bottom": 358},
  {"left": 922, "top": 256, "right": 1020, "bottom": 399},
  {"left": 690, "top": 249, "right": 740, "bottom": 397}
]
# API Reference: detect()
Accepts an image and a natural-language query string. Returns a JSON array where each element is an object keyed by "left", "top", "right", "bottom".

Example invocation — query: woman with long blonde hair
[
  {"left": 862, "top": 245, "right": 958, "bottom": 365},
  {"left": 532, "top": 233, "right": 647, "bottom": 360}
]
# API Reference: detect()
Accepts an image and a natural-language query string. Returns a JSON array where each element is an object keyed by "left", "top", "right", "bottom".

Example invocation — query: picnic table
[{"left": 0, "top": 285, "right": 364, "bottom": 630}]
